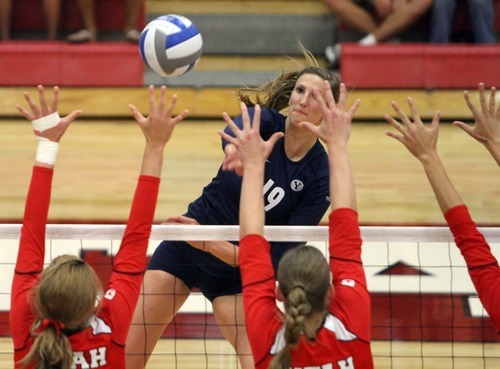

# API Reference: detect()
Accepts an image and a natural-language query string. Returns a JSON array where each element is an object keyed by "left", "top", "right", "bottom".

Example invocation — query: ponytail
[
  {"left": 21, "top": 254, "right": 102, "bottom": 368},
  {"left": 20, "top": 324, "right": 73, "bottom": 369}
]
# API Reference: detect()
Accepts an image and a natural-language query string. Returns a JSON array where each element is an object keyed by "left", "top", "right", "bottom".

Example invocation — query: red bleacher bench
[
  {"left": 338, "top": 1, "right": 500, "bottom": 89},
  {"left": 2, "top": 0, "right": 146, "bottom": 87},
  {"left": 0, "top": 42, "right": 144, "bottom": 86},
  {"left": 341, "top": 43, "right": 500, "bottom": 89}
]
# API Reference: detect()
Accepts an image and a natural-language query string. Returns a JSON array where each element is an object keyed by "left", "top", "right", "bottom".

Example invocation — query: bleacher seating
[
  {"left": 10, "top": 0, "right": 145, "bottom": 34},
  {"left": 0, "top": 0, "right": 499, "bottom": 90},
  {"left": 341, "top": 43, "right": 500, "bottom": 89}
]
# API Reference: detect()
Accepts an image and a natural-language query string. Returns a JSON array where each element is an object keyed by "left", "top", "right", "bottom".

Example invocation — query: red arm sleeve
[
  {"left": 444, "top": 205, "right": 500, "bottom": 332},
  {"left": 329, "top": 208, "right": 371, "bottom": 342},
  {"left": 240, "top": 234, "right": 283, "bottom": 365},
  {"left": 11, "top": 166, "right": 53, "bottom": 347},
  {"left": 101, "top": 175, "right": 160, "bottom": 344},
  {"left": 113, "top": 175, "right": 159, "bottom": 274}
]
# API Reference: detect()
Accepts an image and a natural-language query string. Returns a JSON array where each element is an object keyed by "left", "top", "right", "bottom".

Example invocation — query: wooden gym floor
[
  {"left": 0, "top": 337, "right": 498, "bottom": 369},
  {"left": 0, "top": 99, "right": 499, "bottom": 225}
]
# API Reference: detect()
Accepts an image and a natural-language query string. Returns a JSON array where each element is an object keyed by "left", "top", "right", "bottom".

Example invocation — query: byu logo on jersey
[{"left": 290, "top": 179, "right": 304, "bottom": 192}]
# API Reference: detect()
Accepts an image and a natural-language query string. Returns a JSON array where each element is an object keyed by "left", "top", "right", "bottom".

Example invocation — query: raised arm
[
  {"left": 11, "top": 86, "right": 82, "bottom": 346},
  {"left": 453, "top": 83, "right": 500, "bottom": 166},
  {"left": 384, "top": 97, "right": 463, "bottom": 213},
  {"left": 15, "top": 85, "right": 82, "bottom": 272},
  {"left": 385, "top": 97, "right": 500, "bottom": 331},
  {"left": 105, "top": 85, "right": 189, "bottom": 343},
  {"left": 300, "top": 82, "right": 360, "bottom": 210},
  {"left": 114, "top": 85, "right": 188, "bottom": 274}
]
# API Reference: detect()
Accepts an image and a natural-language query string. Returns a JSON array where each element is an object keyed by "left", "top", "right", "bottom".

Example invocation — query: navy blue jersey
[
  {"left": 185, "top": 107, "right": 330, "bottom": 267},
  {"left": 150, "top": 107, "right": 331, "bottom": 298}
]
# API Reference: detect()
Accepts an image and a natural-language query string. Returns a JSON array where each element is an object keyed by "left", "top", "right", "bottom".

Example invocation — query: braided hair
[{"left": 269, "top": 246, "right": 331, "bottom": 369}]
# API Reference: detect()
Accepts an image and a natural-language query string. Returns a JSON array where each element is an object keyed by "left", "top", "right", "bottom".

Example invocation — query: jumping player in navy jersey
[
  {"left": 10, "top": 84, "right": 188, "bottom": 369},
  {"left": 126, "top": 51, "right": 339, "bottom": 369},
  {"left": 385, "top": 82, "right": 500, "bottom": 332},
  {"left": 227, "top": 79, "right": 374, "bottom": 369}
]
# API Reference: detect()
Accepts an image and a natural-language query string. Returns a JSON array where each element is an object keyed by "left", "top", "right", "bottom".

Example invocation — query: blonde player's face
[{"left": 288, "top": 73, "right": 325, "bottom": 127}]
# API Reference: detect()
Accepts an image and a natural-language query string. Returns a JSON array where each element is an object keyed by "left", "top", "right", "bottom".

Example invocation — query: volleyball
[{"left": 139, "top": 14, "right": 203, "bottom": 78}]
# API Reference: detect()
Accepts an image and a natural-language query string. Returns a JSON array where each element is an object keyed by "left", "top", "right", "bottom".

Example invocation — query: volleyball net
[{"left": 0, "top": 224, "right": 499, "bottom": 369}]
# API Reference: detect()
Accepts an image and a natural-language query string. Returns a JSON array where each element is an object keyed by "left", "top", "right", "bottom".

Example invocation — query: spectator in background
[
  {"left": 0, "top": 0, "right": 60, "bottom": 40},
  {"left": 67, "top": 0, "right": 143, "bottom": 43},
  {"left": 430, "top": 0, "right": 496, "bottom": 43},
  {"left": 323, "top": 0, "right": 433, "bottom": 69}
]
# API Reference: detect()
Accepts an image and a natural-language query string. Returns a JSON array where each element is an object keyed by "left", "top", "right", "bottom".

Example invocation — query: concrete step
[{"left": 145, "top": 1, "right": 336, "bottom": 56}]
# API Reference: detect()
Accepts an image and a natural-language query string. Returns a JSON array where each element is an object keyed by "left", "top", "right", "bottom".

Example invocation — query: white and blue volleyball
[{"left": 139, "top": 14, "right": 203, "bottom": 77}]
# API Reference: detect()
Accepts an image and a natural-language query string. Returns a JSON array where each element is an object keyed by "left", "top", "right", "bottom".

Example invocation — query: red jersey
[
  {"left": 10, "top": 166, "right": 160, "bottom": 368},
  {"left": 445, "top": 205, "right": 500, "bottom": 332},
  {"left": 240, "top": 208, "right": 374, "bottom": 369}
]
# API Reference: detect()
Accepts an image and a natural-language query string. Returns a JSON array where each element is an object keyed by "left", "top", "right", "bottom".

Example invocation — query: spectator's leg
[
  {"left": 67, "top": 0, "right": 97, "bottom": 42},
  {"left": 429, "top": 0, "right": 456, "bottom": 43},
  {"left": 0, "top": 0, "right": 11, "bottom": 41},
  {"left": 371, "top": 0, "right": 433, "bottom": 42},
  {"left": 322, "top": 0, "right": 378, "bottom": 35},
  {"left": 466, "top": 0, "right": 496, "bottom": 43},
  {"left": 124, "top": 0, "right": 143, "bottom": 42},
  {"left": 43, "top": 0, "right": 60, "bottom": 40}
]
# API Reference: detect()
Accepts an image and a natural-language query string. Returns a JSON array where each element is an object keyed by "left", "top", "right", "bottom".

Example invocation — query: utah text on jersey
[
  {"left": 72, "top": 347, "right": 107, "bottom": 368},
  {"left": 288, "top": 356, "right": 354, "bottom": 369}
]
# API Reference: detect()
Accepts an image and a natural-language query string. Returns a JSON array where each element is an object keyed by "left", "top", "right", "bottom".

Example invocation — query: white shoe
[
  {"left": 67, "top": 29, "right": 96, "bottom": 43},
  {"left": 325, "top": 44, "right": 341, "bottom": 69}
]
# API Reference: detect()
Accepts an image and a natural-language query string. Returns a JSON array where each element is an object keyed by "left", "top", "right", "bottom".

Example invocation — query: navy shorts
[{"left": 148, "top": 240, "right": 242, "bottom": 302}]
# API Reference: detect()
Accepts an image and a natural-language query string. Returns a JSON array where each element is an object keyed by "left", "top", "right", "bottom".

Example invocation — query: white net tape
[
  {"left": 1, "top": 224, "right": 499, "bottom": 369},
  {"left": 1, "top": 224, "right": 499, "bottom": 241}
]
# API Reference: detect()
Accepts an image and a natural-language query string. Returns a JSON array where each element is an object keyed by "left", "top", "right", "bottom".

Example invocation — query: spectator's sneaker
[
  {"left": 325, "top": 44, "right": 341, "bottom": 70},
  {"left": 67, "top": 29, "right": 96, "bottom": 43},
  {"left": 125, "top": 29, "right": 141, "bottom": 43}
]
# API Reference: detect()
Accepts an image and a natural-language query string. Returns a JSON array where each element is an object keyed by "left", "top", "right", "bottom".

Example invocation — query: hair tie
[
  {"left": 293, "top": 284, "right": 306, "bottom": 292},
  {"left": 35, "top": 319, "right": 66, "bottom": 336}
]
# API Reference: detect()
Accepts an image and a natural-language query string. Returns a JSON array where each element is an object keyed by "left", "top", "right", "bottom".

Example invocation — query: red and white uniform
[
  {"left": 10, "top": 166, "right": 160, "bottom": 368},
  {"left": 445, "top": 204, "right": 500, "bottom": 332},
  {"left": 240, "top": 208, "right": 374, "bottom": 369}
]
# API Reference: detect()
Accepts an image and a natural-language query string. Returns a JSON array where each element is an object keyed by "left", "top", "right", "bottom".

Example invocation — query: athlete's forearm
[{"left": 187, "top": 240, "right": 240, "bottom": 266}]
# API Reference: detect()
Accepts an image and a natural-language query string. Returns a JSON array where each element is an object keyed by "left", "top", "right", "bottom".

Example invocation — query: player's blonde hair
[
  {"left": 269, "top": 246, "right": 331, "bottom": 369},
  {"left": 20, "top": 255, "right": 103, "bottom": 369},
  {"left": 237, "top": 47, "right": 340, "bottom": 111}
]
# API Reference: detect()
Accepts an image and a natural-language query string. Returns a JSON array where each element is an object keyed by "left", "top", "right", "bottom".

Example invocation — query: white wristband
[
  {"left": 36, "top": 138, "right": 59, "bottom": 165},
  {"left": 32, "top": 112, "right": 61, "bottom": 132}
]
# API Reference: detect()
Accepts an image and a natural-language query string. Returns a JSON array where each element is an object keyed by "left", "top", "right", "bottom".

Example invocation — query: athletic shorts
[{"left": 147, "top": 240, "right": 242, "bottom": 302}]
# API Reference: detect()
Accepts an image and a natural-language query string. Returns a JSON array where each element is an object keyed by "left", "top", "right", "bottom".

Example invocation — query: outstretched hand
[
  {"left": 453, "top": 83, "right": 500, "bottom": 166},
  {"left": 129, "top": 85, "right": 189, "bottom": 148},
  {"left": 384, "top": 97, "right": 441, "bottom": 161},
  {"left": 453, "top": 83, "right": 499, "bottom": 146},
  {"left": 218, "top": 104, "right": 284, "bottom": 176},
  {"left": 17, "top": 85, "right": 82, "bottom": 142},
  {"left": 299, "top": 82, "right": 360, "bottom": 147}
]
